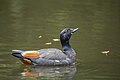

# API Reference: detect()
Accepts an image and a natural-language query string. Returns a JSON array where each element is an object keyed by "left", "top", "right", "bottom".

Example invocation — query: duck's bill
[{"left": 71, "top": 28, "right": 79, "bottom": 33}]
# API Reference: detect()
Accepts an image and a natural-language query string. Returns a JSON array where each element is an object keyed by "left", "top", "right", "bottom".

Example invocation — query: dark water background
[{"left": 0, "top": 0, "right": 120, "bottom": 80}]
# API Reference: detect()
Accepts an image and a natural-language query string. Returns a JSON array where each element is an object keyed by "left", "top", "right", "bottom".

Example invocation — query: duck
[{"left": 11, "top": 28, "right": 79, "bottom": 66}]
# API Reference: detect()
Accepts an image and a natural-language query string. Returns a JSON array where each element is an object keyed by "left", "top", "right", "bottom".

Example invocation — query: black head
[{"left": 60, "top": 28, "right": 79, "bottom": 41}]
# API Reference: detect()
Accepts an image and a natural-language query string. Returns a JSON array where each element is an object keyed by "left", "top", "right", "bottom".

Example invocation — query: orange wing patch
[{"left": 22, "top": 51, "right": 39, "bottom": 58}]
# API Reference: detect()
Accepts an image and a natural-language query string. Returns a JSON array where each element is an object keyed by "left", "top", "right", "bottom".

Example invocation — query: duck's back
[{"left": 38, "top": 48, "right": 67, "bottom": 60}]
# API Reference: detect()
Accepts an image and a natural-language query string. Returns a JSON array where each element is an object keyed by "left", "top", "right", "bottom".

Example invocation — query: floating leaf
[
  {"left": 101, "top": 50, "right": 110, "bottom": 56},
  {"left": 38, "top": 36, "right": 42, "bottom": 38},
  {"left": 53, "top": 39, "right": 60, "bottom": 42},
  {"left": 45, "top": 42, "right": 52, "bottom": 45}
]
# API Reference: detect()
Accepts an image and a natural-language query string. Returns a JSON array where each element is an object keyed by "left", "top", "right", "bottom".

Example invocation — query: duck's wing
[{"left": 34, "top": 58, "right": 71, "bottom": 66}]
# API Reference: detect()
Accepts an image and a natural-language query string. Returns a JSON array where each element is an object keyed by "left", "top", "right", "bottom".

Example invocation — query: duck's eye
[{"left": 67, "top": 29, "right": 71, "bottom": 33}]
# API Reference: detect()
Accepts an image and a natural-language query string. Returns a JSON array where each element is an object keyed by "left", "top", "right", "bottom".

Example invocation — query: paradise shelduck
[{"left": 11, "top": 28, "right": 79, "bottom": 66}]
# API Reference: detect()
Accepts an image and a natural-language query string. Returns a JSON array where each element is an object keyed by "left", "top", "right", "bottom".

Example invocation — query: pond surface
[{"left": 0, "top": 0, "right": 120, "bottom": 80}]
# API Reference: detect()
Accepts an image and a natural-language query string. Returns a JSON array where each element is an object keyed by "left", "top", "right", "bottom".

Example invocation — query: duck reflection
[{"left": 20, "top": 65, "right": 76, "bottom": 80}]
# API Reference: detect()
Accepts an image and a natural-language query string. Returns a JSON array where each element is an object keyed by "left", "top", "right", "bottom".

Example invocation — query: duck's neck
[
  {"left": 61, "top": 40, "right": 71, "bottom": 50},
  {"left": 61, "top": 40, "right": 75, "bottom": 63}
]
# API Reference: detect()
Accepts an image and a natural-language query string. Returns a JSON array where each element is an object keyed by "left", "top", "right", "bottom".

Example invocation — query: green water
[{"left": 0, "top": 0, "right": 120, "bottom": 80}]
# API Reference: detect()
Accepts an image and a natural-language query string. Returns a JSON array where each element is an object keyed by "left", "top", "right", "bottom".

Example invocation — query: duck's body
[
  {"left": 11, "top": 28, "right": 79, "bottom": 66},
  {"left": 12, "top": 48, "right": 75, "bottom": 66}
]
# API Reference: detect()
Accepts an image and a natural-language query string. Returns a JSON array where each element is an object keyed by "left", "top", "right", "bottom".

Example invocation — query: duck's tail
[
  {"left": 11, "top": 50, "right": 38, "bottom": 65},
  {"left": 11, "top": 50, "right": 24, "bottom": 59}
]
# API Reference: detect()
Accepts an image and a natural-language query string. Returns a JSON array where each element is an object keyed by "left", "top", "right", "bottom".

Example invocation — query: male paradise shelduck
[{"left": 11, "top": 28, "right": 79, "bottom": 66}]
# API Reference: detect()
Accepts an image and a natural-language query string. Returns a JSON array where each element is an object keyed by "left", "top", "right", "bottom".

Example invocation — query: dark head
[{"left": 60, "top": 28, "right": 79, "bottom": 47}]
